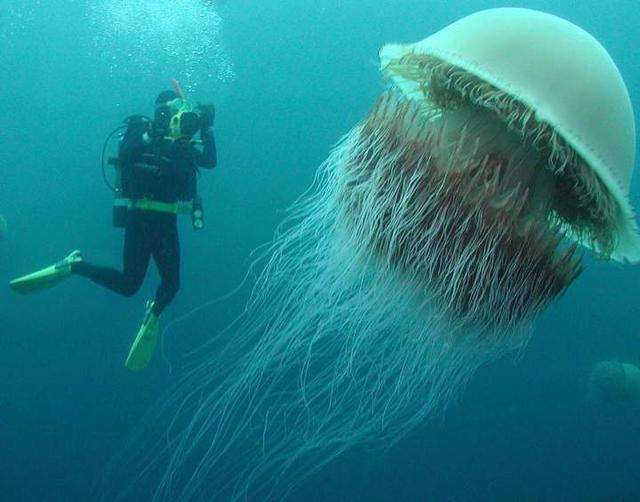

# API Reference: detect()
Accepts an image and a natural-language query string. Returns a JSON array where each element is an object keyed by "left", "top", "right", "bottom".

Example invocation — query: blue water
[{"left": 2, "top": 1, "right": 640, "bottom": 500}]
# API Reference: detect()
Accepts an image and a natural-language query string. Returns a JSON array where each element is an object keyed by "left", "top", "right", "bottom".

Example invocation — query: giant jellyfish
[{"left": 124, "top": 9, "right": 640, "bottom": 500}]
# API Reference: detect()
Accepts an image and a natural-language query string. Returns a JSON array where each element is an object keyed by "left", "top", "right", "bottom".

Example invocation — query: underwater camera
[
  {"left": 160, "top": 98, "right": 203, "bottom": 140},
  {"left": 174, "top": 109, "right": 202, "bottom": 138}
]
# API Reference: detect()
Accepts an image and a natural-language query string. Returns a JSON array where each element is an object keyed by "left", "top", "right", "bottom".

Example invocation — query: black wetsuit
[{"left": 74, "top": 118, "right": 217, "bottom": 315}]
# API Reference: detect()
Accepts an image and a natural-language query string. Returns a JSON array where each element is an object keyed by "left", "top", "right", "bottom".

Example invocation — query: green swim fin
[
  {"left": 9, "top": 250, "right": 82, "bottom": 294},
  {"left": 125, "top": 301, "right": 160, "bottom": 372}
]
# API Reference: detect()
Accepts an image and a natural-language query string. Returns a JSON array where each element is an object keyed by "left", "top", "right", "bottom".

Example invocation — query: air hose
[{"left": 101, "top": 124, "right": 128, "bottom": 193}]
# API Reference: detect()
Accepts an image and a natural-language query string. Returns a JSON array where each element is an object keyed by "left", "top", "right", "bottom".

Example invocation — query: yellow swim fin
[
  {"left": 125, "top": 301, "right": 160, "bottom": 372},
  {"left": 9, "top": 250, "right": 82, "bottom": 294}
]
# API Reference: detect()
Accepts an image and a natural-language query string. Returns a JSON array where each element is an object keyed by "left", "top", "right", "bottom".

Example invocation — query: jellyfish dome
[
  {"left": 119, "top": 9, "right": 639, "bottom": 500},
  {"left": 380, "top": 7, "right": 640, "bottom": 262}
]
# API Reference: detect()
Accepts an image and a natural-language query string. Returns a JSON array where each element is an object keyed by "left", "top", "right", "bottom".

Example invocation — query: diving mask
[{"left": 155, "top": 98, "right": 201, "bottom": 140}]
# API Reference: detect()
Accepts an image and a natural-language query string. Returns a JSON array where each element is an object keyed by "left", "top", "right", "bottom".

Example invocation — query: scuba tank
[
  {"left": 101, "top": 120, "right": 130, "bottom": 228},
  {"left": 110, "top": 157, "right": 128, "bottom": 228}
]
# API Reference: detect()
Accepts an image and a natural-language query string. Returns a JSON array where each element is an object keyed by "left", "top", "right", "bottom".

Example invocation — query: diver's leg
[
  {"left": 124, "top": 213, "right": 179, "bottom": 371},
  {"left": 73, "top": 212, "right": 151, "bottom": 296},
  {"left": 150, "top": 214, "right": 180, "bottom": 316}
]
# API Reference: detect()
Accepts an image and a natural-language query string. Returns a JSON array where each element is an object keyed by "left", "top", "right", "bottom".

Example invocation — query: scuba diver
[{"left": 9, "top": 83, "right": 217, "bottom": 371}]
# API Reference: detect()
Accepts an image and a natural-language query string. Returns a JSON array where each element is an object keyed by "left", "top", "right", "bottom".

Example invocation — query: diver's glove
[{"left": 199, "top": 104, "right": 215, "bottom": 137}]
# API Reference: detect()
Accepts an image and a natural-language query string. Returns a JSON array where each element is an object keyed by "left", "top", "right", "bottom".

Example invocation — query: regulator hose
[{"left": 101, "top": 124, "right": 128, "bottom": 194}]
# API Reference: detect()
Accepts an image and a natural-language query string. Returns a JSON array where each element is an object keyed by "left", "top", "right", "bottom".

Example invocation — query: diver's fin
[
  {"left": 9, "top": 250, "right": 82, "bottom": 294},
  {"left": 125, "top": 301, "right": 160, "bottom": 372}
]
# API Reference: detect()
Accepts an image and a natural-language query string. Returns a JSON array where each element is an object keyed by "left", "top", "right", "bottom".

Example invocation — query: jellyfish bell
[
  {"left": 116, "top": 9, "right": 639, "bottom": 500},
  {"left": 589, "top": 361, "right": 640, "bottom": 404},
  {"left": 367, "top": 7, "right": 640, "bottom": 327}
]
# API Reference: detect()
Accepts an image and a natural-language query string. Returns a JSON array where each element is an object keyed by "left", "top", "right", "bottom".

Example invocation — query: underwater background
[{"left": 1, "top": 0, "right": 639, "bottom": 500}]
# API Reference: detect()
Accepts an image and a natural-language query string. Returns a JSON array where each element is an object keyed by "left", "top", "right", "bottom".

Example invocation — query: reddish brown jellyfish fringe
[
  {"left": 382, "top": 53, "right": 619, "bottom": 256},
  {"left": 336, "top": 92, "right": 583, "bottom": 330}
]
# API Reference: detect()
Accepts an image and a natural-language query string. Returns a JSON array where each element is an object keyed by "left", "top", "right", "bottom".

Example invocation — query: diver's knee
[{"left": 121, "top": 278, "right": 143, "bottom": 297}]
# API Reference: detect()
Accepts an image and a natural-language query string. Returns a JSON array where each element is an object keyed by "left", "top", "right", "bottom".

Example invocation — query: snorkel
[{"left": 171, "top": 77, "right": 186, "bottom": 99}]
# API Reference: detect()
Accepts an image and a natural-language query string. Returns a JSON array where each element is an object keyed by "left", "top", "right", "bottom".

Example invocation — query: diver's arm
[
  {"left": 196, "top": 127, "right": 217, "bottom": 169},
  {"left": 194, "top": 104, "right": 217, "bottom": 169}
]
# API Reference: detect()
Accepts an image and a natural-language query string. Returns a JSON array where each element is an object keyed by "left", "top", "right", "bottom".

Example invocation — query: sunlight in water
[{"left": 89, "top": 0, "right": 235, "bottom": 91}]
